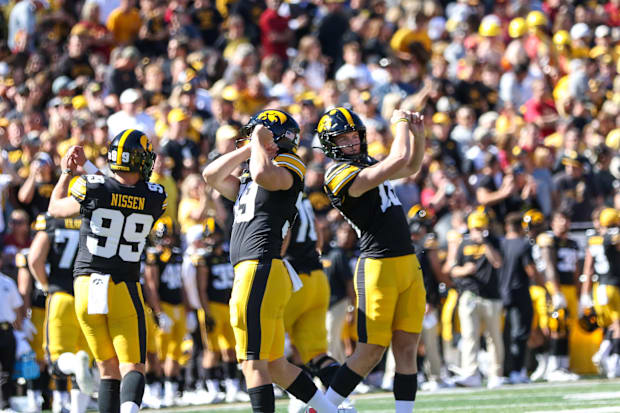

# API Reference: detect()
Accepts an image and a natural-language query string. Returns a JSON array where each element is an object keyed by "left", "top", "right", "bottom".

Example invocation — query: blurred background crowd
[{"left": 0, "top": 0, "right": 619, "bottom": 409}]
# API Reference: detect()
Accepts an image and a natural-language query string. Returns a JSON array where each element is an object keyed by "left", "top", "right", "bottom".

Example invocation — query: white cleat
[
  {"left": 74, "top": 351, "right": 96, "bottom": 396},
  {"left": 509, "top": 369, "right": 530, "bottom": 384},
  {"left": 530, "top": 354, "right": 548, "bottom": 382},
  {"left": 545, "top": 368, "right": 579, "bottom": 382},
  {"left": 453, "top": 373, "right": 482, "bottom": 388},
  {"left": 486, "top": 376, "right": 508, "bottom": 389},
  {"left": 289, "top": 397, "right": 307, "bottom": 413},
  {"left": 351, "top": 382, "right": 371, "bottom": 394},
  {"left": 421, "top": 379, "right": 453, "bottom": 391}
]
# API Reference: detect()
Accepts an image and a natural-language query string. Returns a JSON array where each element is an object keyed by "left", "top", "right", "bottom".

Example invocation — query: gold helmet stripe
[
  {"left": 336, "top": 107, "right": 355, "bottom": 128},
  {"left": 116, "top": 129, "right": 134, "bottom": 165}
]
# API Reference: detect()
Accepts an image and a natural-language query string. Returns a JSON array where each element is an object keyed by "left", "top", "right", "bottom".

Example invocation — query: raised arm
[
  {"left": 48, "top": 147, "right": 81, "bottom": 218},
  {"left": 391, "top": 112, "right": 426, "bottom": 179},
  {"left": 348, "top": 110, "right": 413, "bottom": 197},
  {"left": 202, "top": 144, "right": 251, "bottom": 201},
  {"left": 249, "top": 125, "right": 295, "bottom": 191}
]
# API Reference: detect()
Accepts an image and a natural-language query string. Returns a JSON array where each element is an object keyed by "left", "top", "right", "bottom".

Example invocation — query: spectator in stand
[
  {"left": 178, "top": 173, "right": 209, "bottom": 236},
  {"left": 2, "top": 209, "right": 32, "bottom": 278},
  {"left": 107, "top": 88, "right": 156, "bottom": 139},
  {"left": 259, "top": 0, "right": 292, "bottom": 62},
  {"left": 107, "top": 0, "right": 142, "bottom": 45},
  {"left": 17, "top": 152, "right": 55, "bottom": 222},
  {"left": 335, "top": 41, "right": 373, "bottom": 89},
  {"left": 523, "top": 79, "right": 559, "bottom": 138},
  {"left": 553, "top": 153, "right": 599, "bottom": 222},
  {"left": 107, "top": 46, "right": 141, "bottom": 98}
]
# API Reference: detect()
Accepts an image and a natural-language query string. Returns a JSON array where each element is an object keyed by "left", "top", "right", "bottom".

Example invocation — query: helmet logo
[
  {"left": 258, "top": 110, "right": 287, "bottom": 124},
  {"left": 140, "top": 135, "right": 150, "bottom": 151},
  {"left": 317, "top": 114, "right": 332, "bottom": 133}
]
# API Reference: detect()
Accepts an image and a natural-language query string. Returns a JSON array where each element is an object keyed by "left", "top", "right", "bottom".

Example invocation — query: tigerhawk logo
[
  {"left": 317, "top": 114, "right": 332, "bottom": 132},
  {"left": 258, "top": 110, "right": 287, "bottom": 124}
]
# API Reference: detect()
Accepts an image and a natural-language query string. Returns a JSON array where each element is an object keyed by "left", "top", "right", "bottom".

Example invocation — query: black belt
[{"left": 0, "top": 321, "right": 12, "bottom": 331}]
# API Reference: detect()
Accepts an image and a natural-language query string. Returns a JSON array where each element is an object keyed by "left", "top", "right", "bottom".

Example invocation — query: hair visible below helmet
[
  {"left": 108, "top": 129, "right": 156, "bottom": 181},
  {"left": 317, "top": 107, "right": 367, "bottom": 163},
  {"left": 522, "top": 209, "right": 545, "bottom": 231},
  {"left": 578, "top": 306, "right": 599, "bottom": 333},
  {"left": 599, "top": 208, "right": 619, "bottom": 228},
  {"left": 239, "top": 109, "right": 300, "bottom": 153}
]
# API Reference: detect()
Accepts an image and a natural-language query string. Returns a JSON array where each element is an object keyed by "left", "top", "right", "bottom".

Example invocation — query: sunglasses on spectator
[{"left": 11, "top": 218, "right": 27, "bottom": 225}]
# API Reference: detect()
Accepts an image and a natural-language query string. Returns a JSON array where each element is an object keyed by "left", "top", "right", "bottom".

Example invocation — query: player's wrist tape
[
  {"left": 393, "top": 118, "right": 409, "bottom": 125},
  {"left": 83, "top": 160, "right": 99, "bottom": 175},
  {"left": 61, "top": 168, "right": 73, "bottom": 176}
]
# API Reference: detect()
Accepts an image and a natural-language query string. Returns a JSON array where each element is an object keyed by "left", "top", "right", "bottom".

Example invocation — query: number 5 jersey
[
  {"left": 324, "top": 161, "right": 413, "bottom": 258},
  {"left": 70, "top": 174, "right": 167, "bottom": 282}
]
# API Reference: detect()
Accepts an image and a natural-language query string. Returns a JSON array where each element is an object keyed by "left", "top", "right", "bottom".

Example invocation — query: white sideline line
[
  {"left": 415, "top": 399, "right": 620, "bottom": 412},
  {"left": 527, "top": 408, "right": 620, "bottom": 413},
  {"left": 564, "top": 392, "right": 620, "bottom": 401}
]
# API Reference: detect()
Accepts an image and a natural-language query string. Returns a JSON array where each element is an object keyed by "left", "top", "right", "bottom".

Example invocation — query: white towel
[
  {"left": 596, "top": 284, "right": 608, "bottom": 305},
  {"left": 87, "top": 274, "right": 110, "bottom": 314},
  {"left": 282, "top": 259, "right": 303, "bottom": 292}
]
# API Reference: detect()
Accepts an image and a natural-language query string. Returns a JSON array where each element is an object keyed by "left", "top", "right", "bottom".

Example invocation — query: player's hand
[
  {"left": 186, "top": 311, "right": 198, "bottom": 333},
  {"left": 578, "top": 293, "right": 593, "bottom": 316},
  {"left": 409, "top": 112, "right": 425, "bottom": 137},
  {"left": 252, "top": 125, "right": 277, "bottom": 151},
  {"left": 552, "top": 292, "right": 567, "bottom": 310},
  {"left": 157, "top": 312, "right": 173, "bottom": 334},
  {"left": 204, "top": 312, "right": 216, "bottom": 333},
  {"left": 390, "top": 109, "right": 410, "bottom": 125},
  {"left": 67, "top": 145, "right": 87, "bottom": 167},
  {"left": 60, "top": 147, "right": 79, "bottom": 172}
]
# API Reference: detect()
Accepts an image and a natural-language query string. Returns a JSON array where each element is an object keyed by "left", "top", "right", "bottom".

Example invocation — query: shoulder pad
[
  {"left": 325, "top": 162, "right": 361, "bottom": 196},
  {"left": 274, "top": 153, "right": 306, "bottom": 181},
  {"left": 34, "top": 214, "right": 48, "bottom": 231},
  {"left": 537, "top": 233, "right": 554, "bottom": 247},
  {"left": 70, "top": 175, "right": 88, "bottom": 201},
  {"left": 588, "top": 235, "right": 603, "bottom": 246}
]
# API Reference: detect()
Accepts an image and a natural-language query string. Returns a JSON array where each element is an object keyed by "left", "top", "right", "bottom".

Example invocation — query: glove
[
  {"left": 579, "top": 293, "right": 594, "bottom": 316},
  {"left": 552, "top": 292, "right": 567, "bottom": 310},
  {"left": 186, "top": 312, "right": 198, "bottom": 333},
  {"left": 204, "top": 313, "right": 216, "bottom": 333},
  {"left": 20, "top": 318, "right": 37, "bottom": 342},
  {"left": 157, "top": 312, "right": 173, "bottom": 334}
]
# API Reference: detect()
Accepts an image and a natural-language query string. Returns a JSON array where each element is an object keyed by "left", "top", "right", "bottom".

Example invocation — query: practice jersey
[
  {"left": 33, "top": 213, "right": 82, "bottom": 295},
  {"left": 587, "top": 228, "right": 620, "bottom": 286},
  {"left": 70, "top": 174, "right": 167, "bottom": 282},
  {"left": 536, "top": 232, "right": 579, "bottom": 286},
  {"left": 324, "top": 161, "right": 414, "bottom": 258},
  {"left": 15, "top": 249, "right": 47, "bottom": 308},
  {"left": 146, "top": 246, "right": 184, "bottom": 305},
  {"left": 413, "top": 233, "right": 440, "bottom": 306},
  {"left": 193, "top": 248, "right": 234, "bottom": 304},
  {"left": 229, "top": 152, "right": 305, "bottom": 266},
  {"left": 284, "top": 193, "right": 322, "bottom": 274}
]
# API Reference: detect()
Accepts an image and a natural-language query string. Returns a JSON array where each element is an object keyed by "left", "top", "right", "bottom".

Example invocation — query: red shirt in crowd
[
  {"left": 259, "top": 8, "right": 289, "bottom": 60},
  {"left": 523, "top": 97, "right": 557, "bottom": 137},
  {"left": 604, "top": 2, "right": 620, "bottom": 27}
]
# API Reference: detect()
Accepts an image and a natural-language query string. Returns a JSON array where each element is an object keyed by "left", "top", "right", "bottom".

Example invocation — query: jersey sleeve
[
  {"left": 324, "top": 162, "right": 361, "bottom": 198},
  {"left": 70, "top": 175, "right": 88, "bottom": 204},
  {"left": 33, "top": 214, "right": 48, "bottom": 232},
  {"left": 274, "top": 153, "right": 306, "bottom": 185},
  {"left": 536, "top": 233, "right": 554, "bottom": 248}
]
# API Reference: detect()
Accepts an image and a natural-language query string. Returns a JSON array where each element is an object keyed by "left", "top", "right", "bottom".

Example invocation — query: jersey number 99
[{"left": 86, "top": 208, "right": 154, "bottom": 262}]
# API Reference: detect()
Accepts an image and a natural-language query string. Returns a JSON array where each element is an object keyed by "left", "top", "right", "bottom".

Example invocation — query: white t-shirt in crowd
[{"left": 0, "top": 273, "right": 23, "bottom": 323}]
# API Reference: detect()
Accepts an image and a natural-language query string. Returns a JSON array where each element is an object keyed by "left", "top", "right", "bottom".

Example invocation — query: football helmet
[
  {"left": 202, "top": 216, "right": 224, "bottom": 246},
  {"left": 151, "top": 216, "right": 179, "bottom": 246},
  {"left": 239, "top": 109, "right": 300, "bottom": 152},
  {"left": 578, "top": 306, "right": 599, "bottom": 333},
  {"left": 467, "top": 208, "right": 489, "bottom": 230},
  {"left": 548, "top": 307, "right": 568, "bottom": 335},
  {"left": 523, "top": 209, "right": 545, "bottom": 232},
  {"left": 600, "top": 208, "right": 619, "bottom": 228},
  {"left": 108, "top": 129, "right": 156, "bottom": 180},
  {"left": 408, "top": 204, "right": 431, "bottom": 233},
  {"left": 317, "top": 107, "right": 367, "bottom": 163}
]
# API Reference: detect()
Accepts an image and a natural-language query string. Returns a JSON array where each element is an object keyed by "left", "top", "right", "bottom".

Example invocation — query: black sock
[
  {"left": 54, "top": 376, "right": 68, "bottom": 391},
  {"left": 205, "top": 367, "right": 217, "bottom": 380},
  {"left": 145, "top": 372, "right": 157, "bottom": 385},
  {"left": 329, "top": 363, "right": 363, "bottom": 399},
  {"left": 99, "top": 379, "right": 120, "bottom": 413},
  {"left": 550, "top": 338, "right": 568, "bottom": 356},
  {"left": 225, "top": 362, "right": 237, "bottom": 379},
  {"left": 121, "top": 371, "right": 145, "bottom": 406},
  {"left": 394, "top": 373, "right": 417, "bottom": 401},
  {"left": 248, "top": 384, "right": 275, "bottom": 413},
  {"left": 613, "top": 338, "right": 620, "bottom": 355},
  {"left": 286, "top": 371, "right": 318, "bottom": 403}
]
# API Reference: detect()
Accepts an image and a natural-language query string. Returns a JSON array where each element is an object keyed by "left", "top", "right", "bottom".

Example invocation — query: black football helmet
[
  {"left": 408, "top": 204, "right": 431, "bottom": 233},
  {"left": 239, "top": 109, "right": 300, "bottom": 152},
  {"left": 317, "top": 107, "right": 367, "bottom": 163},
  {"left": 108, "top": 129, "right": 156, "bottom": 181},
  {"left": 578, "top": 306, "right": 599, "bottom": 333},
  {"left": 151, "top": 216, "right": 179, "bottom": 246}
]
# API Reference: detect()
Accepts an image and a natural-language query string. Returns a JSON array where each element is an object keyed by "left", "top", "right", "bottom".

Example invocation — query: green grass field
[{"left": 148, "top": 379, "right": 620, "bottom": 413}]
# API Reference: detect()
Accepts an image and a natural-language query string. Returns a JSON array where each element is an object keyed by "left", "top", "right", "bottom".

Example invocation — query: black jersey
[
  {"left": 15, "top": 249, "right": 47, "bottom": 308},
  {"left": 284, "top": 192, "right": 322, "bottom": 274},
  {"left": 70, "top": 174, "right": 167, "bottom": 283},
  {"left": 587, "top": 229, "right": 620, "bottom": 286},
  {"left": 536, "top": 232, "right": 579, "bottom": 286},
  {"left": 33, "top": 213, "right": 82, "bottom": 295},
  {"left": 229, "top": 153, "right": 305, "bottom": 266},
  {"left": 193, "top": 248, "right": 234, "bottom": 304},
  {"left": 146, "top": 246, "right": 184, "bottom": 305},
  {"left": 413, "top": 233, "right": 440, "bottom": 306},
  {"left": 324, "top": 161, "right": 414, "bottom": 258},
  {"left": 454, "top": 235, "right": 501, "bottom": 299}
]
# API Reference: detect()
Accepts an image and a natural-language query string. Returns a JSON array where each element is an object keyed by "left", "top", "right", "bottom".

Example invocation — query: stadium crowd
[{"left": 0, "top": 0, "right": 619, "bottom": 411}]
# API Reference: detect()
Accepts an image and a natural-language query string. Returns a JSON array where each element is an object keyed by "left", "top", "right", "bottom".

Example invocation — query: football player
[
  {"left": 284, "top": 192, "right": 344, "bottom": 412},
  {"left": 144, "top": 216, "right": 186, "bottom": 407},
  {"left": 29, "top": 205, "right": 96, "bottom": 413},
  {"left": 47, "top": 130, "right": 167, "bottom": 413},
  {"left": 203, "top": 110, "right": 338, "bottom": 413},
  {"left": 408, "top": 205, "right": 452, "bottom": 391},
  {"left": 536, "top": 210, "right": 580, "bottom": 381},
  {"left": 317, "top": 107, "right": 426, "bottom": 412},
  {"left": 581, "top": 208, "right": 620, "bottom": 377},
  {"left": 16, "top": 249, "right": 50, "bottom": 412},
  {"left": 194, "top": 222, "right": 248, "bottom": 403}
]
